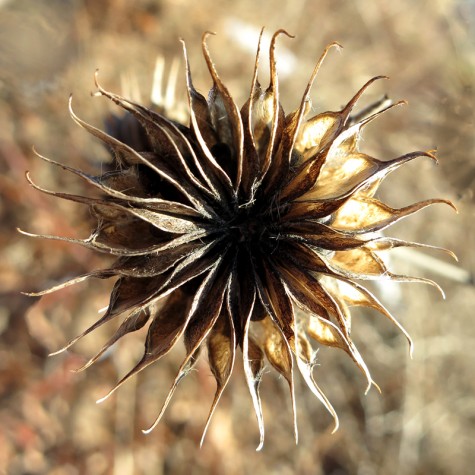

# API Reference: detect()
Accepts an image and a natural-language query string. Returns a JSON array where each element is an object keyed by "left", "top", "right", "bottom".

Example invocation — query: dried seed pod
[{"left": 24, "top": 30, "right": 456, "bottom": 449}]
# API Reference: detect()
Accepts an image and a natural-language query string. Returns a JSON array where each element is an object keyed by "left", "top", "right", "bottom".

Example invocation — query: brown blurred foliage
[{"left": 0, "top": 0, "right": 474, "bottom": 474}]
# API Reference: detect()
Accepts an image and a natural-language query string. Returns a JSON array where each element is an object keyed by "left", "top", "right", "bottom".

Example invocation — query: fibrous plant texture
[{"left": 24, "top": 30, "right": 455, "bottom": 449}]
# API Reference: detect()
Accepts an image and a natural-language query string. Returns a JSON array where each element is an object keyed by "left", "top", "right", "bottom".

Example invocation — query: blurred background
[{"left": 0, "top": 0, "right": 474, "bottom": 474}]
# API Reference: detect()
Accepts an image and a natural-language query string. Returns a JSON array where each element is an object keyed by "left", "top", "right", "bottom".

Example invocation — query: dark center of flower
[
  {"left": 229, "top": 215, "right": 267, "bottom": 244},
  {"left": 223, "top": 205, "right": 280, "bottom": 254}
]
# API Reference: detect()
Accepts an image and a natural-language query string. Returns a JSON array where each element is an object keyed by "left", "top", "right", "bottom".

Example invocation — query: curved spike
[
  {"left": 48, "top": 290, "right": 130, "bottom": 356},
  {"left": 262, "top": 318, "right": 299, "bottom": 445},
  {"left": 294, "top": 333, "right": 339, "bottom": 433},
  {"left": 74, "top": 308, "right": 150, "bottom": 372},
  {"left": 19, "top": 221, "right": 208, "bottom": 257},
  {"left": 330, "top": 276, "right": 414, "bottom": 357},
  {"left": 278, "top": 42, "right": 342, "bottom": 184},
  {"left": 368, "top": 237, "right": 458, "bottom": 262},
  {"left": 241, "top": 293, "right": 266, "bottom": 451},
  {"left": 268, "top": 29, "right": 295, "bottom": 92},
  {"left": 239, "top": 27, "right": 265, "bottom": 202},
  {"left": 359, "top": 99, "right": 407, "bottom": 129},
  {"left": 22, "top": 270, "right": 109, "bottom": 297},
  {"left": 341, "top": 75, "right": 389, "bottom": 123},
  {"left": 142, "top": 347, "right": 200, "bottom": 434},
  {"left": 389, "top": 274, "right": 447, "bottom": 299},
  {"left": 31, "top": 150, "right": 169, "bottom": 209},
  {"left": 250, "top": 28, "right": 264, "bottom": 97}
]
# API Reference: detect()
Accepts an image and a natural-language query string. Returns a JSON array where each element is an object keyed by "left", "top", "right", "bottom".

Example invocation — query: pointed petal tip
[
  {"left": 21, "top": 287, "right": 54, "bottom": 297},
  {"left": 48, "top": 335, "right": 82, "bottom": 356},
  {"left": 96, "top": 390, "right": 114, "bottom": 405},
  {"left": 330, "top": 415, "right": 340, "bottom": 434},
  {"left": 93, "top": 69, "right": 101, "bottom": 89},
  {"left": 443, "top": 199, "right": 458, "bottom": 214},
  {"left": 72, "top": 359, "right": 95, "bottom": 373},
  {"left": 368, "top": 380, "right": 382, "bottom": 395},
  {"left": 142, "top": 409, "right": 166, "bottom": 434},
  {"left": 199, "top": 433, "right": 206, "bottom": 449},
  {"left": 272, "top": 28, "right": 295, "bottom": 40},
  {"left": 202, "top": 30, "right": 217, "bottom": 40},
  {"left": 48, "top": 346, "right": 69, "bottom": 357},
  {"left": 256, "top": 438, "right": 264, "bottom": 452},
  {"left": 142, "top": 425, "right": 155, "bottom": 435},
  {"left": 16, "top": 227, "right": 27, "bottom": 235},
  {"left": 21, "top": 290, "right": 41, "bottom": 297}
]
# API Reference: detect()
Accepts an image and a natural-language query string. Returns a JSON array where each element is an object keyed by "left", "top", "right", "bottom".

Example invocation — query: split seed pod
[{"left": 24, "top": 30, "right": 456, "bottom": 449}]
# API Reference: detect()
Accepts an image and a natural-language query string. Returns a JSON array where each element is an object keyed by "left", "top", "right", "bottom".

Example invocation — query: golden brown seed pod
[{"left": 23, "top": 30, "right": 456, "bottom": 450}]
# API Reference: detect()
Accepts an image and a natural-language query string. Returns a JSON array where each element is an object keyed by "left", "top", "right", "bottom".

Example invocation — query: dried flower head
[{"left": 24, "top": 30, "right": 455, "bottom": 449}]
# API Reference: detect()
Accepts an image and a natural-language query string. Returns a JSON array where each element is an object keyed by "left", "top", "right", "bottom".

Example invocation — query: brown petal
[
  {"left": 366, "top": 237, "right": 458, "bottom": 261},
  {"left": 181, "top": 39, "right": 235, "bottom": 198},
  {"left": 239, "top": 28, "right": 264, "bottom": 199},
  {"left": 258, "top": 317, "right": 298, "bottom": 444},
  {"left": 328, "top": 247, "right": 446, "bottom": 296},
  {"left": 301, "top": 149, "right": 436, "bottom": 202},
  {"left": 75, "top": 307, "right": 151, "bottom": 372},
  {"left": 280, "top": 196, "right": 349, "bottom": 222},
  {"left": 293, "top": 320, "right": 339, "bottom": 433},
  {"left": 24, "top": 269, "right": 114, "bottom": 297},
  {"left": 266, "top": 43, "right": 341, "bottom": 196},
  {"left": 122, "top": 206, "right": 202, "bottom": 234},
  {"left": 280, "top": 221, "right": 366, "bottom": 251},
  {"left": 19, "top": 225, "right": 208, "bottom": 257},
  {"left": 227, "top": 250, "right": 257, "bottom": 344},
  {"left": 202, "top": 32, "right": 244, "bottom": 189},
  {"left": 294, "top": 112, "right": 342, "bottom": 158},
  {"left": 49, "top": 274, "right": 168, "bottom": 356},
  {"left": 69, "top": 98, "right": 214, "bottom": 215},
  {"left": 97, "top": 287, "right": 193, "bottom": 405},
  {"left": 241, "top": 291, "right": 266, "bottom": 451},
  {"left": 201, "top": 308, "right": 236, "bottom": 446},
  {"left": 110, "top": 241, "right": 204, "bottom": 278},
  {"left": 27, "top": 172, "right": 205, "bottom": 235},
  {"left": 276, "top": 256, "right": 343, "bottom": 328},
  {"left": 329, "top": 100, "right": 407, "bottom": 156},
  {"left": 255, "top": 30, "right": 290, "bottom": 182},
  {"left": 331, "top": 247, "right": 387, "bottom": 277},
  {"left": 142, "top": 257, "right": 231, "bottom": 433},
  {"left": 279, "top": 148, "right": 328, "bottom": 203},
  {"left": 183, "top": 259, "right": 232, "bottom": 357},
  {"left": 332, "top": 197, "right": 456, "bottom": 233},
  {"left": 255, "top": 258, "right": 294, "bottom": 341},
  {"left": 251, "top": 257, "right": 298, "bottom": 444},
  {"left": 328, "top": 278, "right": 413, "bottom": 354}
]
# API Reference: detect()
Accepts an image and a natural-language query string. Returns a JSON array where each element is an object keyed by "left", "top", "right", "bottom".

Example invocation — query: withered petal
[
  {"left": 201, "top": 307, "right": 236, "bottom": 446},
  {"left": 75, "top": 307, "right": 151, "bottom": 372},
  {"left": 332, "top": 196, "right": 456, "bottom": 233},
  {"left": 257, "top": 317, "right": 298, "bottom": 443},
  {"left": 143, "top": 257, "right": 231, "bottom": 432}
]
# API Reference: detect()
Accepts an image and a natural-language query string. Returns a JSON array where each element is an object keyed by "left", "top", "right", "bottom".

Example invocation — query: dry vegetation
[{"left": 0, "top": 0, "right": 474, "bottom": 474}]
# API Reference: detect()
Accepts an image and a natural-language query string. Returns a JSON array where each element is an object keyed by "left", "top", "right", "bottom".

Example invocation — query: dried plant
[{"left": 22, "top": 30, "right": 455, "bottom": 449}]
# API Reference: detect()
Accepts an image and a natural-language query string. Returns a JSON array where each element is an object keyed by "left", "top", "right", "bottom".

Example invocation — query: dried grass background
[{"left": 0, "top": 0, "right": 474, "bottom": 474}]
